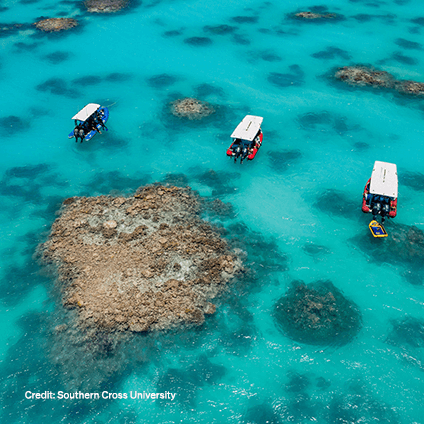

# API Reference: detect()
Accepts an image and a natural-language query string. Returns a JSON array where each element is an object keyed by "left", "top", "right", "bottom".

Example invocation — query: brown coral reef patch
[
  {"left": 335, "top": 65, "right": 424, "bottom": 96},
  {"left": 294, "top": 11, "right": 337, "bottom": 19},
  {"left": 170, "top": 98, "right": 215, "bottom": 120},
  {"left": 85, "top": 0, "right": 129, "bottom": 13},
  {"left": 40, "top": 185, "right": 242, "bottom": 333},
  {"left": 34, "top": 18, "right": 78, "bottom": 32}
]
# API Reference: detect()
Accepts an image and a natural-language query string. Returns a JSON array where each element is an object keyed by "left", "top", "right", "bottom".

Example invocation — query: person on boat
[
  {"left": 74, "top": 124, "right": 85, "bottom": 143},
  {"left": 240, "top": 143, "right": 249, "bottom": 164},
  {"left": 232, "top": 139, "right": 242, "bottom": 163},
  {"left": 371, "top": 195, "right": 390, "bottom": 222},
  {"left": 90, "top": 119, "right": 102, "bottom": 134},
  {"left": 94, "top": 110, "right": 107, "bottom": 131}
]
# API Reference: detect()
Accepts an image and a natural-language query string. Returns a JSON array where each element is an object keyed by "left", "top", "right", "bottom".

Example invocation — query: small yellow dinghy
[{"left": 369, "top": 220, "right": 388, "bottom": 238}]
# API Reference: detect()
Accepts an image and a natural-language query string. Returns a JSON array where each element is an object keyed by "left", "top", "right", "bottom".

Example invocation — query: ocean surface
[{"left": 1, "top": 0, "right": 424, "bottom": 422}]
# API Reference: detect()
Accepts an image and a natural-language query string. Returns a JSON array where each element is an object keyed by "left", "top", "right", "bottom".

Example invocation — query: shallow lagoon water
[{"left": 1, "top": 0, "right": 424, "bottom": 422}]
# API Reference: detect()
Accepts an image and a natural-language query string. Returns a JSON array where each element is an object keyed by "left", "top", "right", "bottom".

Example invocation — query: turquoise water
[{"left": 1, "top": 0, "right": 424, "bottom": 422}]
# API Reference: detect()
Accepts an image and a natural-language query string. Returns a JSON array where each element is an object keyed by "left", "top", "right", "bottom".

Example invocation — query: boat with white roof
[
  {"left": 227, "top": 115, "right": 263, "bottom": 164},
  {"left": 362, "top": 161, "right": 398, "bottom": 237},
  {"left": 68, "top": 103, "right": 109, "bottom": 143}
]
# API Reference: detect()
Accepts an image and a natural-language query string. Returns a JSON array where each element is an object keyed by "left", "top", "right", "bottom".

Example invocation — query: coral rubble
[
  {"left": 274, "top": 280, "right": 361, "bottom": 346},
  {"left": 335, "top": 65, "right": 395, "bottom": 88},
  {"left": 85, "top": 0, "right": 128, "bottom": 13},
  {"left": 40, "top": 185, "right": 242, "bottom": 333},
  {"left": 294, "top": 11, "right": 337, "bottom": 19},
  {"left": 34, "top": 18, "right": 78, "bottom": 32},
  {"left": 335, "top": 65, "right": 424, "bottom": 96},
  {"left": 170, "top": 98, "right": 215, "bottom": 120}
]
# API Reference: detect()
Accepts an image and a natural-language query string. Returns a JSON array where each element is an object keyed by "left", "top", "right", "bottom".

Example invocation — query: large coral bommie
[
  {"left": 39, "top": 185, "right": 243, "bottom": 334},
  {"left": 274, "top": 280, "right": 361, "bottom": 346}
]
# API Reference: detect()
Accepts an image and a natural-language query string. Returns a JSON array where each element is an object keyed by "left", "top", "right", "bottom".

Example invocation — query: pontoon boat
[
  {"left": 227, "top": 115, "right": 263, "bottom": 164},
  {"left": 362, "top": 161, "right": 398, "bottom": 237},
  {"left": 68, "top": 103, "right": 109, "bottom": 142}
]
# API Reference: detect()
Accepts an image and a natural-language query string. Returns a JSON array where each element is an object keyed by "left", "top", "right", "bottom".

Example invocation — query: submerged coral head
[
  {"left": 170, "top": 98, "right": 215, "bottom": 120},
  {"left": 274, "top": 279, "right": 362, "bottom": 346},
  {"left": 34, "top": 18, "right": 78, "bottom": 32}
]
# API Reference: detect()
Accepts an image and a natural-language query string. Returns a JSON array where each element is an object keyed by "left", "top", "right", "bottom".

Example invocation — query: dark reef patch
[
  {"left": 163, "top": 29, "right": 183, "bottom": 37},
  {"left": 231, "top": 34, "right": 250, "bottom": 45},
  {"left": 298, "top": 111, "right": 360, "bottom": 136},
  {"left": 325, "top": 380, "right": 400, "bottom": 424},
  {"left": 82, "top": 170, "right": 149, "bottom": 196},
  {"left": 0, "top": 163, "right": 70, "bottom": 208},
  {"left": 157, "top": 355, "right": 225, "bottom": 408},
  {"left": 0, "top": 115, "right": 30, "bottom": 136},
  {"left": 314, "top": 189, "right": 358, "bottom": 219},
  {"left": 391, "top": 51, "right": 418, "bottom": 65},
  {"left": 260, "top": 50, "right": 282, "bottom": 62},
  {"left": 267, "top": 149, "right": 302, "bottom": 173},
  {"left": 105, "top": 72, "right": 132, "bottom": 82},
  {"left": 35, "top": 77, "right": 79, "bottom": 98},
  {"left": 5, "top": 163, "right": 51, "bottom": 179},
  {"left": 0, "top": 258, "right": 48, "bottom": 306},
  {"left": 184, "top": 36, "right": 213, "bottom": 46},
  {"left": 302, "top": 243, "right": 330, "bottom": 257},
  {"left": 411, "top": 17, "right": 424, "bottom": 26},
  {"left": 352, "top": 141, "right": 370, "bottom": 151},
  {"left": 231, "top": 16, "right": 258, "bottom": 24},
  {"left": 203, "top": 24, "right": 235, "bottom": 35},
  {"left": 162, "top": 173, "right": 189, "bottom": 187},
  {"left": 72, "top": 75, "right": 102, "bottom": 86},
  {"left": 274, "top": 279, "right": 362, "bottom": 346},
  {"left": 14, "top": 41, "right": 41, "bottom": 52},
  {"left": 249, "top": 49, "right": 282, "bottom": 63},
  {"left": 43, "top": 50, "right": 71, "bottom": 64},
  {"left": 316, "top": 376, "right": 331, "bottom": 390},
  {"left": 395, "top": 38, "right": 422, "bottom": 50},
  {"left": 0, "top": 23, "right": 29, "bottom": 38},
  {"left": 30, "top": 195, "right": 65, "bottom": 221},
  {"left": 243, "top": 403, "right": 281, "bottom": 424},
  {"left": 285, "top": 370, "right": 310, "bottom": 393},
  {"left": 96, "top": 135, "right": 129, "bottom": 151},
  {"left": 401, "top": 170, "right": 424, "bottom": 191},
  {"left": 312, "top": 46, "right": 351, "bottom": 60},
  {"left": 147, "top": 73, "right": 180, "bottom": 89},
  {"left": 350, "top": 223, "right": 424, "bottom": 284},
  {"left": 225, "top": 221, "right": 289, "bottom": 277},
  {"left": 387, "top": 316, "right": 424, "bottom": 349},
  {"left": 192, "top": 168, "right": 240, "bottom": 197},
  {"left": 203, "top": 198, "right": 235, "bottom": 221},
  {"left": 268, "top": 65, "right": 304, "bottom": 88},
  {"left": 194, "top": 83, "right": 225, "bottom": 99},
  {"left": 220, "top": 325, "right": 256, "bottom": 356}
]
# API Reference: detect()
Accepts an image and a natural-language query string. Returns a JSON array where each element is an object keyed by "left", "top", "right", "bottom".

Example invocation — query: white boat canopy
[
  {"left": 370, "top": 161, "right": 398, "bottom": 198},
  {"left": 72, "top": 103, "right": 100, "bottom": 121},
  {"left": 231, "top": 115, "right": 263, "bottom": 141}
]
